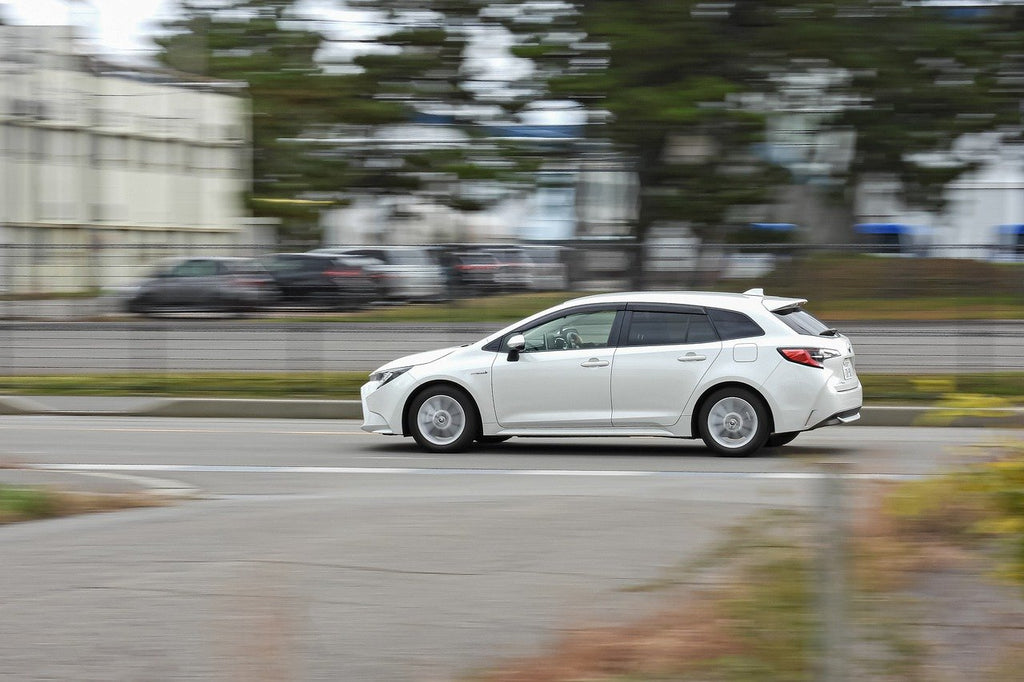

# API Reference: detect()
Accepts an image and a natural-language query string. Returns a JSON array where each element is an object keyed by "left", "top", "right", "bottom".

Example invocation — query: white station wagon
[{"left": 361, "top": 289, "right": 862, "bottom": 456}]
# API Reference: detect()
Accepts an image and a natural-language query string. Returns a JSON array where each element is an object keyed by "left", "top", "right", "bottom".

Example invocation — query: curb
[
  {"left": 0, "top": 467, "right": 200, "bottom": 500},
  {"left": 2, "top": 396, "right": 1023, "bottom": 427},
  {"left": 136, "top": 398, "right": 357, "bottom": 420},
  {"left": 0, "top": 395, "right": 53, "bottom": 415}
]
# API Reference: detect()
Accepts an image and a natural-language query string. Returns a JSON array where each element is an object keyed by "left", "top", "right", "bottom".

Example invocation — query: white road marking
[
  {"left": 27, "top": 463, "right": 924, "bottom": 481},
  {"left": 0, "top": 424, "right": 368, "bottom": 435},
  {"left": 73, "top": 471, "right": 200, "bottom": 497}
]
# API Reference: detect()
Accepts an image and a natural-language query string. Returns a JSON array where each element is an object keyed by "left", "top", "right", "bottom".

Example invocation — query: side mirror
[{"left": 506, "top": 334, "right": 525, "bottom": 361}]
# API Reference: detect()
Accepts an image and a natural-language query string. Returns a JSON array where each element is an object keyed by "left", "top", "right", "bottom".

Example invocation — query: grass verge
[
  {"left": 261, "top": 292, "right": 578, "bottom": 324},
  {"left": 0, "top": 372, "right": 367, "bottom": 399},
  {"left": 0, "top": 483, "right": 163, "bottom": 525},
  {"left": 468, "top": 441, "right": 1024, "bottom": 681},
  {"left": 0, "top": 372, "right": 1022, "bottom": 404},
  {"left": 197, "top": 293, "right": 1024, "bottom": 323},
  {"left": 468, "top": 511, "right": 908, "bottom": 682}
]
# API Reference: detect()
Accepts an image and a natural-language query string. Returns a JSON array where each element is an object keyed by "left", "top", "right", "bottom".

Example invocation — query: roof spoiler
[{"left": 743, "top": 288, "right": 808, "bottom": 312}]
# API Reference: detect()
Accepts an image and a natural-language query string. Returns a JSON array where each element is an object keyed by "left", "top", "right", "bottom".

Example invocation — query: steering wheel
[{"left": 563, "top": 328, "right": 582, "bottom": 349}]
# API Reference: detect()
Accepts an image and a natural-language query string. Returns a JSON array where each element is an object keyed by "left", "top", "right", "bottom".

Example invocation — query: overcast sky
[
  {"left": 0, "top": 0, "right": 390, "bottom": 59},
  {"left": 0, "top": 0, "right": 537, "bottom": 102},
  {"left": 2, "top": 0, "right": 175, "bottom": 56},
  {"left": 6, "top": 0, "right": 1022, "bottom": 58}
]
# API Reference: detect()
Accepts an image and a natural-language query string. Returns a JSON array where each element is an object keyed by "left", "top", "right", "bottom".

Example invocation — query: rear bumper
[{"left": 807, "top": 407, "right": 861, "bottom": 430}]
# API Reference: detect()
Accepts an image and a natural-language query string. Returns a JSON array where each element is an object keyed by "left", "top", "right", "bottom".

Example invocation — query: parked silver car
[{"left": 313, "top": 246, "right": 447, "bottom": 301}]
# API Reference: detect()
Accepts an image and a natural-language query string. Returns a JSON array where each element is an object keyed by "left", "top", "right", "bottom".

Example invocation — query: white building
[
  {"left": 0, "top": 25, "right": 252, "bottom": 293},
  {"left": 855, "top": 134, "right": 1024, "bottom": 257}
]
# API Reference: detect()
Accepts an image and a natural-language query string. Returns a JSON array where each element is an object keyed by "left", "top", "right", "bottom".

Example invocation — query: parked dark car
[
  {"left": 262, "top": 252, "right": 379, "bottom": 310},
  {"left": 436, "top": 250, "right": 503, "bottom": 296},
  {"left": 126, "top": 257, "right": 276, "bottom": 315}
]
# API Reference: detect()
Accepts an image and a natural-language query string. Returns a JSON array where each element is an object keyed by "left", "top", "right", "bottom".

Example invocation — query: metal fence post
[{"left": 819, "top": 462, "right": 848, "bottom": 681}]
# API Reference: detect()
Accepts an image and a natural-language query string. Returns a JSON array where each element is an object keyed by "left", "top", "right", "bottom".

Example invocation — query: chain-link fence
[
  {"left": 0, "top": 240, "right": 1021, "bottom": 375},
  {"left": 1, "top": 239, "right": 1022, "bottom": 297}
]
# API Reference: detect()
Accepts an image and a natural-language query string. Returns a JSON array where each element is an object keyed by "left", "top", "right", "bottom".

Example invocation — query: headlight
[{"left": 369, "top": 366, "right": 411, "bottom": 387}]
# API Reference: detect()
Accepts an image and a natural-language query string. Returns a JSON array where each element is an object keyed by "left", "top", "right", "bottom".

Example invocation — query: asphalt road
[
  {"left": 1, "top": 320, "right": 1021, "bottom": 374},
  {"left": 0, "top": 416, "right": 1013, "bottom": 681}
]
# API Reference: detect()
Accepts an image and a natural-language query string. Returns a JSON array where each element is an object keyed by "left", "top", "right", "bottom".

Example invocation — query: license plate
[{"left": 842, "top": 359, "right": 854, "bottom": 381}]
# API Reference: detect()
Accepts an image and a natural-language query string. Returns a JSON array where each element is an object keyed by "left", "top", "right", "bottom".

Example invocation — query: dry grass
[
  {"left": 849, "top": 483, "right": 979, "bottom": 593},
  {"left": 476, "top": 600, "right": 741, "bottom": 682},
  {"left": 466, "top": 459, "right": 1024, "bottom": 682},
  {"left": 0, "top": 485, "right": 166, "bottom": 525},
  {"left": 469, "top": 515, "right": 818, "bottom": 682}
]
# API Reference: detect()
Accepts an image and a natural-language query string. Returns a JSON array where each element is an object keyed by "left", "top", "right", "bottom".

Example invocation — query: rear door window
[
  {"left": 624, "top": 311, "right": 716, "bottom": 346},
  {"left": 707, "top": 308, "right": 764, "bottom": 341}
]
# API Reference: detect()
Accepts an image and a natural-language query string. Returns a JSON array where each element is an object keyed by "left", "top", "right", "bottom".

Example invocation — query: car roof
[
  {"left": 476, "top": 289, "right": 808, "bottom": 347},
  {"left": 556, "top": 289, "right": 808, "bottom": 313}
]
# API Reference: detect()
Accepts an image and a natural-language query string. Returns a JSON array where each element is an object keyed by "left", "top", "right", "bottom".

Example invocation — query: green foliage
[
  {"left": 716, "top": 556, "right": 815, "bottom": 680},
  {"left": 0, "top": 486, "right": 57, "bottom": 521},
  {"left": 860, "top": 377, "right": 1024, "bottom": 406},
  {"left": 888, "top": 442, "right": 1024, "bottom": 587},
  {"left": 0, "top": 372, "right": 368, "bottom": 400},
  {"left": 0, "top": 370, "right": 1019, "bottom": 405},
  {"left": 154, "top": 0, "right": 406, "bottom": 238},
  {"left": 345, "top": 0, "right": 568, "bottom": 214},
  {"left": 553, "top": 0, "right": 1024, "bottom": 241},
  {"left": 755, "top": 253, "right": 1024, "bottom": 303}
]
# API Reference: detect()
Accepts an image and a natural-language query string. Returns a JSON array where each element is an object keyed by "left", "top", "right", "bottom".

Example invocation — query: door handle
[
  {"left": 581, "top": 358, "right": 609, "bottom": 368},
  {"left": 677, "top": 353, "right": 706, "bottom": 362}
]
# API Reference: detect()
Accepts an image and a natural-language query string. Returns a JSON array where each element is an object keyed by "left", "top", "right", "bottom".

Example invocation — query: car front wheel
[
  {"left": 409, "top": 386, "right": 478, "bottom": 453},
  {"left": 698, "top": 387, "right": 769, "bottom": 457}
]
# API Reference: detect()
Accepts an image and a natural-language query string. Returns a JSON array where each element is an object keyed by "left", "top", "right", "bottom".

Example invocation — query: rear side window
[
  {"left": 707, "top": 308, "right": 764, "bottom": 341},
  {"left": 624, "top": 311, "right": 717, "bottom": 346},
  {"left": 171, "top": 259, "right": 219, "bottom": 277},
  {"left": 774, "top": 308, "right": 832, "bottom": 336}
]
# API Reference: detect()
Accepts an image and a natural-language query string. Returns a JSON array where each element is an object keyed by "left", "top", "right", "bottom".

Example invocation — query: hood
[{"left": 373, "top": 346, "right": 462, "bottom": 373}]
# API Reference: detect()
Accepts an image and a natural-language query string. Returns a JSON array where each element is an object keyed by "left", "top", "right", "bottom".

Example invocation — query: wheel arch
[
  {"left": 401, "top": 379, "right": 483, "bottom": 437},
  {"left": 690, "top": 381, "right": 776, "bottom": 438}
]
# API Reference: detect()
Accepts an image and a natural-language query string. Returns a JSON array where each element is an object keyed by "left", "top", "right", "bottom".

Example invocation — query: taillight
[
  {"left": 778, "top": 347, "right": 840, "bottom": 369},
  {"left": 325, "top": 269, "right": 362, "bottom": 278}
]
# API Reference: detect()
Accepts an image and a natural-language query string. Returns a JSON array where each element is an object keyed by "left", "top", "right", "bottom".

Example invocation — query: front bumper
[{"left": 360, "top": 376, "right": 409, "bottom": 435}]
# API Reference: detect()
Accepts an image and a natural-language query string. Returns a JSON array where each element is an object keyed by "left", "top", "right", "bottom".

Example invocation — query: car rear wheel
[
  {"left": 698, "top": 387, "right": 769, "bottom": 457},
  {"left": 765, "top": 431, "right": 799, "bottom": 448},
  {"left": 409, "top": 386, "right": 479, "bottom": 453}
]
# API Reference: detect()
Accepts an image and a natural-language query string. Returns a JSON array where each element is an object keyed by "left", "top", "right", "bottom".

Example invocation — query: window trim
[{"left": 625, "top": 302, "right": 706, "bottom": 315}]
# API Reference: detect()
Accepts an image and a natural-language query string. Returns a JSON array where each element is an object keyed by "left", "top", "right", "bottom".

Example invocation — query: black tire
[
  {"left": 697, "top": 387, "right": 769, "bottom": 457},
  {"left": 476, "top": 435, "right": 511, "bottom": 444},
  {"left": 408, "top": 385, "right": 479, "bottom": 453},
  {"left": 127, "top": 294, "right": 152, "bottom": 315},
  {"left": 765, "top": 431, "right": 799, "bottom": 448}
]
